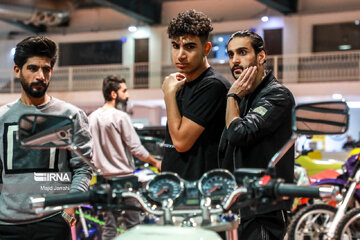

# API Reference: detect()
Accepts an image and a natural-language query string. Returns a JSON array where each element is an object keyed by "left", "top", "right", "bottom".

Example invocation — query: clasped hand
[
  {"left": 228, "top": 66, "right": 258, "bottom": 98},
  {"left": 162, "top": 73, "right": 186, "bottom": 96}
]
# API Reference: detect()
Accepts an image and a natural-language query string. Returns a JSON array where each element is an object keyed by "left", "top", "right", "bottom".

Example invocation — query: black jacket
[{"left": 218, "top": 71, "right": 295, "bottom": 218}]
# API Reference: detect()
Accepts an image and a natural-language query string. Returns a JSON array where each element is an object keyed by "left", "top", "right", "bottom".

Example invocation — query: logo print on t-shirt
[{"left": 3, "top": 123, "right": 59, "bottom": 174}]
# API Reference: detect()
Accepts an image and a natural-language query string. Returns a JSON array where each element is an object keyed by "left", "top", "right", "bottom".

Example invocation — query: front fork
[{"left": 326, "top": 169, "right": 360, "bottom": 239}]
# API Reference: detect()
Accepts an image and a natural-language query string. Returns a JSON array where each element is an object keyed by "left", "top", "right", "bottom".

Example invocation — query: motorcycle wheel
[
  {"left": 334, "top": 207, "right": 360, "bottom": 240},
  {"left": 287, "top": 204, "right": 336, "bottom": 240}
]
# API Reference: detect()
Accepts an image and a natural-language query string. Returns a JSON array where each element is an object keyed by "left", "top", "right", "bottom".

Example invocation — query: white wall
[
  {"left": 149, "top": 26, "right": 164, "bottom": 88},
  {"left": 348, "top": 108, "right": 360, "bottom": 141},
  {"left": 0, "top": 39, "right": 18, "bottom": 70}
]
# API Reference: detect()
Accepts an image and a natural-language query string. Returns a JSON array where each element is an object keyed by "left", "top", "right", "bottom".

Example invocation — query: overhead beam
[
  {"left": 0, "top": 19, "right": 46, "bottom": 34},
  {"left": 91, "top": 0, "right": 161, "bottom": 25},
  {"left": 256, "top": 0, "right": 298, "bottom": 14}
]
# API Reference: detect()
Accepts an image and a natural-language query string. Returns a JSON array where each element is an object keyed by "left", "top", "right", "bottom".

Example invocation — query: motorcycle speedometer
[
  {"left": 198, "top": 169, "right": 237, "bottom": 204},
  {"left": 146, "top": 172, "right": 185, "bottom": 204}
]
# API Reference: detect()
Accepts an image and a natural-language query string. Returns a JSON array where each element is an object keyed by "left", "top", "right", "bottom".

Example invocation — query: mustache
[
  {"left": 30, "top": 81, "right": 47, "bottom": 88},
  {"left": 231, "top": 65, "right": 244, "bottom": 72}
]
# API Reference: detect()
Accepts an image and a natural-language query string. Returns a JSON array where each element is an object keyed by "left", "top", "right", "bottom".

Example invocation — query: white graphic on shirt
[
  {"left": 34, "top": 172, "right": 71, "bottom": 182},
  {"left": 6, "top": 124, "right": 56, "bottom": 170}
]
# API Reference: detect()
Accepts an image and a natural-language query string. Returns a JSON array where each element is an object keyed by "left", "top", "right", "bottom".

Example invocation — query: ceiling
[{"left": 0, "top": 0, "right": 359, "bottom": 39}]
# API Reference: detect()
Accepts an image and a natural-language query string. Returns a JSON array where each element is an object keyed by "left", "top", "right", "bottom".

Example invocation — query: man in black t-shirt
[{"left": 161, "top": 10, "right": 230, "bottom": 181}]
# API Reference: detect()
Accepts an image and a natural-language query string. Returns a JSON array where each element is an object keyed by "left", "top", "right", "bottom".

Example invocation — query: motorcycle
[
  {"left": 30, "top": 169, "right": 340, "bottom": 240},
  {"left": 286, "top": 150, "right": 360, "bottom": 240},
  {"left": 295, "top": 149, "right": 343, "bottom": 177},
  {"left": 17, "top": 100, "right": 349, "bottom": 239},
  {"left": 290, "top": 148, "right": 360, "bottom": 215}
]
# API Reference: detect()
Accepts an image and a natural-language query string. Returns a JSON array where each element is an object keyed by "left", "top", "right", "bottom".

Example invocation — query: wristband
[
  {"left": 61, "top": 211, "right": 76, "bottom": 226},
  {"left": 227, "top": 93, "right": 241, "bottom": 102}
]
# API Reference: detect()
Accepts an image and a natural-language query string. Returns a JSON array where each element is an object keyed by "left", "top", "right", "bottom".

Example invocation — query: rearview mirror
[
  {"left": 293, "top": 101, "right": 349, "bottom": 135},
  {"left": 18, "top": 114, "right": 74, "bottom": 148},
  {"left": 267, "top": 100, "right": 349, "bottom": 170}
]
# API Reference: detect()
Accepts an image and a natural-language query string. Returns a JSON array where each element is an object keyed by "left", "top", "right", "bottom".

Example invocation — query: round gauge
[
  {"left": 146, "top": 172, "right": 184, "bottom": 204},
  {"left": 198, "top": 169, "right": 237, "bottom": 203}
]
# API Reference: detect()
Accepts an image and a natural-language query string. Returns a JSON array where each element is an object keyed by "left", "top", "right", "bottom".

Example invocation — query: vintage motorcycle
[
  {"left": 17, "top": 100, "right": 349, "bottom": 239},
  {"left": 286, "top": 150, "right": 360, "bottom": 240}
]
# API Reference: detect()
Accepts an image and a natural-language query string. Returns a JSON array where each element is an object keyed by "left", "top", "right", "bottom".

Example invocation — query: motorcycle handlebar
[
  {"left": 29, "top": 182, "right": 338, "bottom": 215},
  {"left": 30, "top": 190, "right": 224, "bottom": 217},
  {"left": 275, "top": 184, "right": 338, "bottom": 198},
  {"left": 223, "top": 183, "right": 337, "bottom": 210},
  {"left": 30, "top": 191, "right": 91, "bottom": 209}
]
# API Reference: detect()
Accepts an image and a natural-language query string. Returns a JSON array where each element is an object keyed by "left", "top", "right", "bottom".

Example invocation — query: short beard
[
  {"left": 115, "top": 97, "right": 128, "bottom": 112},
  {"left": 20, "top": 74, "right": 49, "bottom": 98},
  {"left": 231, "top": 65, "right": 244, "bottom": 80},
  {"left": 231, "top": 58, "right": 258, "bottom": 80}
]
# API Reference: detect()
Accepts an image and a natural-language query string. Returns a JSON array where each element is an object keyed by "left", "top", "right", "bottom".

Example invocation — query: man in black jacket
[{"left": 219, "top": 30, "right": 295, "bottom": 240}]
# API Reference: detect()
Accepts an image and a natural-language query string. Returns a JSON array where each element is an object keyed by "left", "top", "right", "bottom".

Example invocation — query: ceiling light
[
  {"left": 128, "top": 26, "right": 137, "bottom": 32},
  {"left": 10, "top": 47, "right": 15, "bottom": 56},
  {"left": 261, "top": 16, "right": 269, "bottom": 22},
  {"left": 332, "top": 93, "right": 343, "bottom": 100},
  {"left": 338, "top": 44, "right": 351, "bottom": 50}
]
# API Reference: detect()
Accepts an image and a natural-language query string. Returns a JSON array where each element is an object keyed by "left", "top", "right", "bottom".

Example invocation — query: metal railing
[{"left": 2, "top": 50, "right": 360, "bottom": 93}]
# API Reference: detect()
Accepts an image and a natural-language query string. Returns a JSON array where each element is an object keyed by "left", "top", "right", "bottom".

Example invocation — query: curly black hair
[{"left": 167, "top": 9, "right": 213, "bottom": 43}]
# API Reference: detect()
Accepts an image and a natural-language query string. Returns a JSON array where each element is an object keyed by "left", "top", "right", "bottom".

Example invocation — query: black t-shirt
[{"left": 162, "top": 67, "right": 231, "bottom": 181}]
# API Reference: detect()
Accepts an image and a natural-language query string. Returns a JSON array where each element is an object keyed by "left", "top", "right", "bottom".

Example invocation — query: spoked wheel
[
  {"left": 287, "top": 204, "right": 336, "bottom": 240},
  {"left": 334, "top": 207, "right": 360, "bottom": 240}
]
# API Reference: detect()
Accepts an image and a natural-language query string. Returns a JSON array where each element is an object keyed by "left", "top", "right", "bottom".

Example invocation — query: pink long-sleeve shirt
[{"left": 88, "top": 107, "right": 149, "bottom": 175}]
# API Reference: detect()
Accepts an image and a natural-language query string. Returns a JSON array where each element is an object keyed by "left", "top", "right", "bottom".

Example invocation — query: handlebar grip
[
  {"left": 276, "top": 184, "right": 337, "bottom": 198},
  {"left": 44, "top": 191, "right": 91, "bottom": 207}
]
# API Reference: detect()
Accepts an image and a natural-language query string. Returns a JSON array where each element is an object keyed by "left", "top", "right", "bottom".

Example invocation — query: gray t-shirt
[
  {"left": 88, "top": 107, "right": 149, "bottom": 175},
  {"left": 0, "top": 97, "right": 92, "bottom": 224}
]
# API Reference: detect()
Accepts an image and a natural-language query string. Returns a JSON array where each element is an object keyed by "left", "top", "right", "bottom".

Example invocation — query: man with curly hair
[{"left": 161, "top": 9, "right": 231, "bottom": 181}]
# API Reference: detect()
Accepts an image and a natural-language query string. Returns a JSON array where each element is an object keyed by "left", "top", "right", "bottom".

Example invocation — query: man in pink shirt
[{"left": 89, "top": 75, "right": 161, "bottom": 239}]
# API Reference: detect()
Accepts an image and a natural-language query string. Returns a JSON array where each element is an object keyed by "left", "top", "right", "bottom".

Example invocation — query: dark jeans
[
  {"left": 102, "top": 198, "right": 141, "bottom": 240},
  {"left": 0, "top": 213, "right": 71, "bottom": 240},
  {"left": 237, "top": 210, "right": 288, "bottom": 240}
]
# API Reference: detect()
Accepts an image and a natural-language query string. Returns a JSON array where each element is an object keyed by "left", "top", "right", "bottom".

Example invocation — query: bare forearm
[
  {"left": 162, "top": 73, "right": 187, "bottom": 142},
  {"left": 164, "top": 94, "right": 182, "bottom": 140},
  {"left": 226, "top": 97, "right": 240, "bottom": 128},
  {"left": 144, "top": 154, "right": 156, "bottom": 164},
  {"left": 143, "top": 155, "right": 161, "bottom": 171},
  {"left": 164, "top": 95, "right": 204, "bottom": 152}
]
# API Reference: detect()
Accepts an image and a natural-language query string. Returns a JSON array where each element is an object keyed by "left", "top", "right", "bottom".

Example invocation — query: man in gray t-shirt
[
  {"left": 0, "top": 36, "right": 92, "bottom": 240},
  {"left": 89, "top": 75, "right": 160, "bottom": 239}
]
